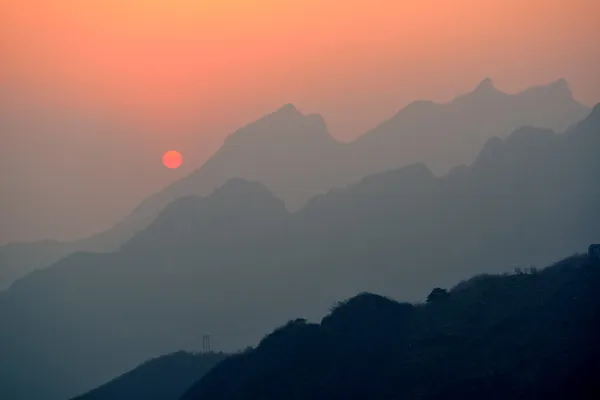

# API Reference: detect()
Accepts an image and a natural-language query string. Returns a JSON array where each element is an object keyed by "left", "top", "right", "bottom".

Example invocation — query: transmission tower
[{"left": 202, "top": 334, "right": 211, "bottom": 352}]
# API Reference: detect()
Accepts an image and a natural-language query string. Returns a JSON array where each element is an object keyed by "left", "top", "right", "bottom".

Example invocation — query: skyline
[{"left": 3, "top": 0, "right": 599, "bottom": 140}]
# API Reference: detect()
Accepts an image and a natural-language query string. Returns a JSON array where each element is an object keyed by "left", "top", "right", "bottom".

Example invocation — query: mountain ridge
[
  {"left": 1, "top": 104, "right": 598, "bottom": 399},
  {"left": 0, "top": 79, "right": 591, "bottom": 292}
]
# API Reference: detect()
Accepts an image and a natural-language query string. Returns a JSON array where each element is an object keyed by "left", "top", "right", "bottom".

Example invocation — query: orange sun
[{"left": 162, "top": 150, "right": 183, "bottom": 169}]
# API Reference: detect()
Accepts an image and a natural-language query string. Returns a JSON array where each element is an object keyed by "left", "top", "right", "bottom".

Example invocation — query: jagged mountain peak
[
  {"left": 276, "top": 103, "right": 299, "bottom": 114},
  {"left": 161, "top": 178, "right": 284, "bottom": 215},
  {"left": 472, "top": 126, "right": 556, "bottom": 168},
  {"left": 473, "top": 77, "right": 496, "bottom": 92},
  {"left": 549, "top": 77, "right": 569, "bottom": 89},
  {"left": 122, "top": 179, "right": 286, "bottom": 251},
  {"left": 223, "top": 103, "right": 334, "bottom": 147},
  {"left": 452, "top": 77, "right": 505, "bottom": 104},
  {"left": 521, "top": 78, "right": 573, "bottom": 99},
  {"left": 191, "top": 178, "right": 287, "bottom": 220},
  {"left": 261, "top": 103, "right": 303, "bottom": 123}
]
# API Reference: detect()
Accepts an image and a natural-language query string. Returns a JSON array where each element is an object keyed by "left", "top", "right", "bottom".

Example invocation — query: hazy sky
[{"left": 1, "top": 0, "right": 599, "bottom": 244}]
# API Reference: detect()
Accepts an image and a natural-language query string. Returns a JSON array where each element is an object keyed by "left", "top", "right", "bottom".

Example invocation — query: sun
[{"left": 162, "top": 150, "right": 183, "bottom": 169}]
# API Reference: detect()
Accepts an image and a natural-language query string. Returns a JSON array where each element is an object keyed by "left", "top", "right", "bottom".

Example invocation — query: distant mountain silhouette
[
  {"left": 348, "top": 78, "right": 589, "bottom": 176},
  {"left": 179, "top": 253, "right": 600, "bottom": 400},
  {"left": 0, "top": 79, "right": 589, "bottom": 290},
  {"left": 69, "top": 352, "right": 226, "bottom": 400},
  {"left": 0, "top": 240, "right": 82, "bottom": 291},
  {"left": 123, "top": 179, "right": 288, "bottom": 252},
  {"left": 0, "top": 103, "right": 598, "bottom": 400}
]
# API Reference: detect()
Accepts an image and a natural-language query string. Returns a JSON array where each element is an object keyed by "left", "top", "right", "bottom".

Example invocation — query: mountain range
[
  {"left": 0, "top": 78, "right": 590, "bottom": 290},
  {"left": 0, "top": 102, "right": 598, "bottom": 400}
]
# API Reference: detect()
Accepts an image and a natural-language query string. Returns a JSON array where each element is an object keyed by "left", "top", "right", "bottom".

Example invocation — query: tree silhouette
[
  {"left": 589, "top": 244, "right": 600, "bottom": 260},
  {"left": 427, "top": 287, "right": 449, "bottom": 303}
]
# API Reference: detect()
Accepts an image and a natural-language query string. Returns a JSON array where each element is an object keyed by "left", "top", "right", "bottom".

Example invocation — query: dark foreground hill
[
  {"left": 181, "top": 252, "right": 600, "bottom": 400},
  {"left": 70, "top": 352, "right": 226, "bottom": 400}
]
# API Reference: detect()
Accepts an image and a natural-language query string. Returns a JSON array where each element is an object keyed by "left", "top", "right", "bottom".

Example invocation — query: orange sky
[
  {"left": 1, "top": 0, "right": 600, "bottom": 243},
  {"left": 2, "top": 0, "right": 599, "bottom": 133}
]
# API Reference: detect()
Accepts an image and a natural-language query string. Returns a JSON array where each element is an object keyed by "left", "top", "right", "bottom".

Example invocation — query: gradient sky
[{"left": 1, "top": 0, "right": 599, "bottom": 243}]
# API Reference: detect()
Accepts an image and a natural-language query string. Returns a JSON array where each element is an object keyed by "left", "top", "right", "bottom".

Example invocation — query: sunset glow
[
  {"left": 1, "top": 0, "right": 599, "bottom": 244},
  {"left": 1, "top": 1, "right": 600, "bottom": 398},
  {"left": 2, "top": 0, "right": 599, "bottom": 133}
]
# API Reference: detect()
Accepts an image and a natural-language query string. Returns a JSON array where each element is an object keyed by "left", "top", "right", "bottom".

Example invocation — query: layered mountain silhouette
[
  {"left": 0, "top": 78, "right": 589, "bottom": 290},
  {"left": 70, "top": 352, "right": 226, "bottom": 400},
  {"left": 0, "top": 103, "right": 598, "bottom": 400},
  {"left": 349, "top": 77, "right": 588, "bottom": 176},
  {"left": 179, "top": 252, "right": 600, "bottom": 400}
]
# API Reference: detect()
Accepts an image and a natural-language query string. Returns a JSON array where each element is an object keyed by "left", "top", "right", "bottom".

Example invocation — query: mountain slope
[
  {"left": 0, "top": 79, "right": 589, "bottom": 290},
  {"left": 180, "top": 252, "right": 600, "bottom": 400},
  {"left": 70, "top": 352, "right": 226, "bottom": 400},
  {"left": 0, "top": 181, "right": 295, "bottom": 400},
  {"left": 0, "top": 240, "right": 81, "bottom": 291},
  {"left": 106, "top": 104, "right": 343, "bottom": 249},
  {"left": 0, "top": 104, "right": 597, "bottom": 400}
]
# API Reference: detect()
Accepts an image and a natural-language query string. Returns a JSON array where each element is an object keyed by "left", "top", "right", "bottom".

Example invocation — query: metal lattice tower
[{"left": 202, "top": 334, "right": 211, "bottom": 352}]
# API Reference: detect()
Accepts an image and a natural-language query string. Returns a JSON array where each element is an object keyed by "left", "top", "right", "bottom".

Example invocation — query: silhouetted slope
[
  {"left": 0, "top": 104, "right": 342, "bottom": 290},
  {"left": 0, "top": 240, "right": 81, "bottom": 291},
  {"left": 0, "top": 80, "right": 589, "bottom": 290},
  {"left": 293, "top": 106, "right": 599, "bottom": 293},
  {"left": 0, "top": 180, "right": 295, "bottom": 400},
  {"left": 123, "top": 179, "right": 288, "bottom": 252},
  {"left": 181, "top": 253, "right": 600, "bottom": 400},
  {"left": 70, "top": 352, "right": 226, "bottom": 400},
  {"left": 85, "top": 103, "right": 343, "bottom": 249},
  {"left": 0, "top": 104, "right": 598, "bottom": 400}
]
